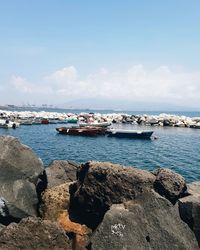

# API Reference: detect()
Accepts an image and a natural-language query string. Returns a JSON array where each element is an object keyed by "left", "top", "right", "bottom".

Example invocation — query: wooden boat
[
  {"left": 79, "top": 121, "right": 111, "bottom": 128},
  {"left": 56, "top": 126, "right": 107, "bottom": 136},
  {"left": 106, "top": 129, "right": 153, "bottom": 139}
]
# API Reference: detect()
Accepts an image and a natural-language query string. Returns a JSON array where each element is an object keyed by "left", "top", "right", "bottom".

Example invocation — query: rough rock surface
[
  {"left": 41, "top": 182, "right": 91, "bottom": 250},
  {"left": 91, "top": 191, "right": 199, "bottom": 250},
  {"left": 70, "top": 161, "right": 156, "bottom": 228},
  {"left": 41, "top": 183, "right": 71, "bottom": 220},
  {"left": 46, "top": 160, "right": 79, "bottom": 188},
  {"left": 0, "top": 136, "right": 44, "bottom": 219},
  {"left": 0, "top": 217, "right": 71, "bottom": 250},
  {"left": 179, "top": 182, "right": 200, "bottom": 247},
  {"left": 57, "top": 211, "right": 92, "bottom": 250},
  {"left": 0, "top": 224, "right": 5, "bottom": 232},
  {"left": 152, "top": 168, "right": 187, "bottom": 204}
]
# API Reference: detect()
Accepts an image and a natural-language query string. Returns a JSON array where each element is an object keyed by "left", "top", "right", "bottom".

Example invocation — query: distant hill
[{"left": 58, "top": 98, "right": 199, "bottom": 112}]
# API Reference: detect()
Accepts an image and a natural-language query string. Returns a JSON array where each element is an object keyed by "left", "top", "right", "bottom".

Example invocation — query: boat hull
[
  {"left": 106, "top": 130, "right": 153, "bottom": 139},
  {"left": 56, "top": 126, "right": 107, "bottom": 136},
  {"left": 79, "top": 122, "right": 111, "bottom": 128}
]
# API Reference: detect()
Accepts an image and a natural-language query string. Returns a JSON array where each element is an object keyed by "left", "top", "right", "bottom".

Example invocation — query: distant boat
[
  {"left": 32, "top": 118, "right": 42, "bottom": 125},
  {"left": 41, "top": 118, "right": 49, "bottom": 124},
  {"left": 19, "top": 119, "right": 33, "bottom": 125},
  {"left": 67, "top": 118, "right": 78, "bottom": 124},
  {"left": 106, "top": 129, "right": 153, "bottom": 139},
  {"left": 0, "top": 119, "right": 19, "bottom": 129},
  {"left": 79, "top": 121, "right": 111, "bottom": 128},
  {"left": 56, "top": 126, "right": 107, "bottom": 136}
]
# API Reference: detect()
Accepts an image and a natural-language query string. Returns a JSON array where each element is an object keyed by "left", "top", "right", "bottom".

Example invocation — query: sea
[{"left": 0, "top": 108, "right": 200, "bottom": 183}]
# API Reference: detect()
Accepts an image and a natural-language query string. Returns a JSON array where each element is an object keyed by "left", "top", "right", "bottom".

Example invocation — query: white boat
[
  {"left": 79, "top": 121, "right": 111, "bottom": 128},
  {"left": 20, "top": 118, "right": 33, "bottom": 125},
  {"left": 32, "top": 118, "right": 42, "bottom": 125},
  {"left": 0, "top": 119, "right": 19, "bottom": 129}
]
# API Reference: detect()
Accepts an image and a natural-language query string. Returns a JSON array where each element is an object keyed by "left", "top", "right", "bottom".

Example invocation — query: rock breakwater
[
  {"left": 1, "top": 109, "right": 200, "bottom": 128},
  {"left": 0, "top": 135, "right": 199, "bottom": 249}
]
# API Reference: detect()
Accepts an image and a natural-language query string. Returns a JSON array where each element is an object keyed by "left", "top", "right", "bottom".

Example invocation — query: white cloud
[
  {"left": 9, "top": 64, "right": 200, "bottom": 108},
  {"left": 11, "top": 75, "right": 33, "bottom": 93}
]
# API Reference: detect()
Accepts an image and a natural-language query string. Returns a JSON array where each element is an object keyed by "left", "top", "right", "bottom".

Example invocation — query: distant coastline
[{"left": 0, "top": 104, "right": 200, "bottom": 118}]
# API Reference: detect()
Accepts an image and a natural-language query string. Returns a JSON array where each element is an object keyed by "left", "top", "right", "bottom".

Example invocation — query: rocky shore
[
  {"left": 1, "top": 109, "right": 200, "bottom": 128},
  {"left": 0, "top": 135, "right": 199, "bottom": 249}
]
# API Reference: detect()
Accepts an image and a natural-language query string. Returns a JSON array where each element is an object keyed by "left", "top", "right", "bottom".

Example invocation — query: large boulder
[
  {"left": 152, "top": 168, "right": 187, "bottom": 204},
  {"left": 91, "top": 191, "right": 199, "bottom": 250},
  {"left": 46, "top": 160, "right": 79, "bottom": 188},
  {"left": 41, "top": 182, "right": 91, "bottom": 250},
  {"left": 40, "top": 183, "right": 71, "bottom": 220},
  {"left": 0, "top": 136, "right": 44, "bottom": 220},
  {"left": 179, "top": 182, "right": 200, "bottom": 247},
  {"left": 70, "top": 161, "right": 156, "bottom": 228},
  {"left": 0, "top": 217, "right": 71, "bottom": 249}
]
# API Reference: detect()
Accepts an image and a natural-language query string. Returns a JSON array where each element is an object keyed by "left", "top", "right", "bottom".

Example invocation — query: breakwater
[{"left": 1, "top": 109, "right": 200, "bottom": 128}]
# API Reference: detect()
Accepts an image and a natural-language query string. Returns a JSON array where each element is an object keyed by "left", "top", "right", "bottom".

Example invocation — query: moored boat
[
  {"left": 67, "top": 118, "right": 78, "bottom": 124},
  {"left": 79, "top": 121, "right": 111, "bottom": 128},
  {"left": 0, "top": 119, "right": 19, "bottom": 129},
  {"left": 20, "top": 118, "right": 33, "bottom": 125},
  {"left": 56, "top": 126, "right": 107, "bottom": 136},
  {"left": 32, "top": 118, "right": 42, "bottom": 125},
  {"left": 41, "top": 118, "right": 49, "bottom": 124},
  {"left": 106, "top": 129, "right": 153, "bottom": 139}
]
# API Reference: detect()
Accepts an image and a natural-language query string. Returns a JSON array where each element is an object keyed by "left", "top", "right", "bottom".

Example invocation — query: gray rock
[
  {"left": 70, "top": 161, "right": 156, "bottom": 228},
  {"left": 179, "top": 182, "right": 200, "bottom": 247},
  {"left": 91, "top": 191, "right": 199, "bottom": 250},
  {"left": 0, "top": 136, "right": 43, "bottom": 183},
  {"left": 148, "top": 118, "right": 159, "bottom": 125},
  {"left": 0, "top": 136, "right": 44, "bottom": 220},
  {"left": 152, "top": 168, "right": 187, "bottom": 204},
  {"left": 163, "top": 119, "right": 172, "bottom": 126},
  {"left": 0, "top": 217, "right": 71, "bottom": 250},
  {"left": 0, "top": 224, "right": 5, "bottom": 232},
  {"left": 46, "top": 160, "right": 79, "bottom": 188}
]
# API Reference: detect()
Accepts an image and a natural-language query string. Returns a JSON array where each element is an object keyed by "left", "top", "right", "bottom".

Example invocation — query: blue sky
[{"left": 0, "top": 1, "right": 200, "bottom": 109}]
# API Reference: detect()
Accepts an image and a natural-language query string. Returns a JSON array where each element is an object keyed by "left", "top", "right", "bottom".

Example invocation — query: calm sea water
[{"left": 0, "top": 109, "right": 200, "bottom": 183}]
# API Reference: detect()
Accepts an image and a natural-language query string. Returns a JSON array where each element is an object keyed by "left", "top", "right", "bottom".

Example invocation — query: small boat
[
  {"left": 0, "top": 119, "right": 19, "bottom": 129},
  {"left": 20, "top": 119, "right": 33, "bottom": 125},
  {"left": 56, "top": 126, "right": 107, "bottom": 136},
  {"left": 79, "top": 121, "right": 111, "bottom": 128},
  {"left": 106, "top": 129, "right": 153, "bottom": 139},
  {"left": 41, "top": 118, "right": 49, "bottom": 124},
  {"left": 67, "top": 118, "right": 78, "bottom": 124},
  {"left": 32, "top": 118, "right": 42, "bottom": 125}
]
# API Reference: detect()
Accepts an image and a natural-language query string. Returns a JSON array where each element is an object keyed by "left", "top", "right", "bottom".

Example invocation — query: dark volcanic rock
[
  {"left": 91, "top": 191, "right": 199, "bottom": 250},
  {"left": 46, "top": 160, "right": 79, "bottom": 188},
  {"left": 179, "top": 182, "right": 200, "bottom": 247},
  {"left": 0, "top": 197, "right": 28, "bottom": 225},
  {"left": 70, "top": 161, "right": 156, "bottom": 228},
  {"left": 152, "top": 168, "right": 187, "bottom": 204},
  {"left": 0, "top": 136, "right": 44, "bottom": 220},
  {"left": 0, "top": 217, "right": 71, "bottom": 250}
]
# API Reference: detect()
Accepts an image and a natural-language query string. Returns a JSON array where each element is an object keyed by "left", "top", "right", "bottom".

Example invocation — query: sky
[{"left": 0, "top": 0, "right": 200, "bottom": 110}]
